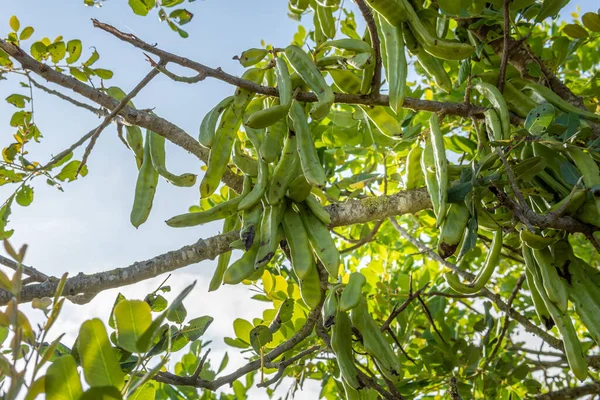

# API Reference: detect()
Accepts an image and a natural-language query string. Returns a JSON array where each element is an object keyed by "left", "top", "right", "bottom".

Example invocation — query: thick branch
[
  {"left": 0, "top": 38, "right": 243, "bottom": 193},
  {"left": 92, "top": 20, "right": 488, "bottom": 119},
  {"left": 0, "top": 189, "right": 431, "bottom": 306},
  {"left": 0, "top": 231, "right": 238, "bottom": 306}
]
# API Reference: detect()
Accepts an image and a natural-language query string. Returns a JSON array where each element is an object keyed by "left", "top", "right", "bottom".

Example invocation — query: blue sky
[{"left": 0, "top": 0, "right": 596, "bottom": 398}]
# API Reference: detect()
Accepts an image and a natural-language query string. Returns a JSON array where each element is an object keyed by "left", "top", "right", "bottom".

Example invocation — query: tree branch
[
  {"left": 534, "top": 383, "right": 600, "bottom": 400},
  {"left": 354, "top": 0, "right": 382, "bottom": 95},
  {"left": 0, "top": 38, "right": 244, "bottom": 193},
  {"left": 0, "top": 188, "right": 432, "bottom": 306},
  {"left": 91, "top": 20, "right": 488, "bottom": 119},
  {"left": 256, "top": 345, "right": 321, "bottom": 388},
  {"left": 28, "top": 77, "right": 107, "bottom": 118},
  {"left": 0, "top": 255, "right": 49, "bottom": 283}
]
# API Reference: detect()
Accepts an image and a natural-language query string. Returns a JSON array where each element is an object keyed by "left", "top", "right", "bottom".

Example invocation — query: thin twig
[
  {"left": 28, "top": 76, "right": 106, "bottom": 117},
  {"left": 340, "top": 220, "right": 384, "bottom": 253},
  {"left": 77, "top": 60, "right": 164, "bottom": 175},
  {"left": 191, "top": 349, "right": 211, "bottom": 380},
  {"left": 497, "top": 0, "right": 510, "bottom": 92},
  {"left": 482, "top": 274, "right": 525, "bottom": 368},
  {"left": 380, "top": 283, "right": 429, "bottom": 332},
  {"left": 257, "top": 346, "right": 321, "bottom": 388},
  {"left": 384, "top": 327, "right": 416, "bottom": 364},
  {"left": 417, "top": 295, "right": 447, "bottom": 345}
]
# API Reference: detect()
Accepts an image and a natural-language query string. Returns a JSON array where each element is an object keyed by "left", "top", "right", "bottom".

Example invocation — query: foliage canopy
[{"left": 1, "top": 0, "right": 600, "bottom": 399}]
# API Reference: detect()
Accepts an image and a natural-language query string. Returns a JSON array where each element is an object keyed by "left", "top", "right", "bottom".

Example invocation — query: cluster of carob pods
[{"left": 120, "top": 0, "right": 600, "bottom": 391}]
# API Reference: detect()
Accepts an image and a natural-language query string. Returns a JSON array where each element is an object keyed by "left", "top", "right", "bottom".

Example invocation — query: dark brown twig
[
  {"left": 417, "top": 295, "right": 447, "bottom": 345},
  {"left": 191, "top": 349, "right": 211, "bottom": 380},
  {"left": 340, "top": 220, "right": 384, "bottom": 253},
  {"left": 448, "top": 377, "right": 463, "bottom": 400},
  {"left": 353, "top": 0, "right": 382, "bottom": 95},
  {"left": 497, "top": 0, "right": 510, "bottom": 92},
  {"left": 90, "top": 20, "right": 488, "bottom": 119},
  {"left": 380, "top": 283, "right": 429, "bottom": 332},
  {"left": 384, "top": 327, "right": 416, "bottom": 364}
]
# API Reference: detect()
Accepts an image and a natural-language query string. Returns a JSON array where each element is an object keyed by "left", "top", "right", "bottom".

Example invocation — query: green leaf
[
  {"left": 560, "top": 161, "right": 582, "bottom": 186},
  {"left": 45, "top": 355, "right": 84, "bottom": 400},
  {"left": 525, "top": 103, "right": 555, "bottom": 135},
  {"left": 437, "top": 0, "right": 470, "bottom": 16},
  {"left": 181, "top": 316, "right": 213, "bottom": 341},
  {"left": 9, "top": 16, "right": 20, "bottom": 32},
  {"left": 0, "top": 199, "right": 14, "bottom": 240},
  {"left": 169, "top": 9, "right": 194, "bottom": 25},
  {"left": 6, "top": 94, "right": 30, "bottom": 108},
  {"left": 79, "top": 387, "right": 122, "bottom": 400},
  {"left": 233, "top": 318, "right": 253, "bottom": 344},
  {"left": 582, "top": 12, "right": 600, "bottom": 32},
  {"left": 55, "top": 160, "right": 88, "bottom": 182},
  {"left": 249, "top": 325, "right": 272, "bottom": 352},
  {"left": 162, "top": 0, "right": 184, "bottom": 6},
  {"left": 457, "top": 216, "right": 478, "bottom": 260},
  {"left": 66, "top": 40, "right": 82, "bottom": 64},
  {"left": 108, "top": 293, "right": 126, "bottom": 329},
  {"left": 536, "top": 0, "right": 568, "bottom": 22},
  {"left": 128, "top": 0, "right": 154, "bottom": 16},
  {"left": 128, "top": 383, "right": 156, "bottom": 400},
  {"left": 83, "top": 50, "right": 99, "bottom": 67},
  {"left": 136, "top": 281, "right": 196, "bottom": 352},
  {"left": 30, "top": 41, "right": 47, "bottom": 61},
  {"left": 457, "top": 58, "right": 471, "bottom": 86},
  {"left": 444, "top": 135, "right": 476, "bottom": 155},
  {"left": 114, "top": 300, "right": 152, "bottom": 353},
  {"left": 563, "top": 24, "right": 588, "bottom": 39},
  {"left": 78, "top": 319, "right": 124, "bottom": 388},
  {"left": 144, "top": 293, "right": 167, "bottom": 312},
  {"left": 94, "top": 68, "right": 113, "bottom": 80},
  {"left": 69, "top": 67, "right": 88, "bottom": 82},
  {"left": 218, "top": 352, "right": 229, "bottom": 374},
  {"left": 224, "top": 337, "right": 249, "bottom": 349},
  {"left": 48, "top": 41, "right": 66, "bottom": 63},
  {"left": 24, "top": 376, "right": 45, "bottom": 400},
  {"left": 15, "top": 185, "right": 33, "bottom": 207},
  {"left": 166, "top": 303, "right": 187, "bottom": 323},
  {"left": 19, "top": 26, "right": 34, "bottom": 41}
]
